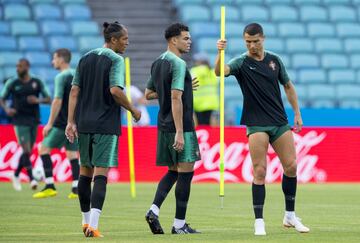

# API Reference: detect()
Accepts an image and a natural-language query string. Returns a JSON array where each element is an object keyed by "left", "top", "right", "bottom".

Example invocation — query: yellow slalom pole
[
  {"left": 125, "top": 57, "right": 136, "bottom": 198},
  {"left": 219, "top": 6, "right": 226, "bottom": 209}
]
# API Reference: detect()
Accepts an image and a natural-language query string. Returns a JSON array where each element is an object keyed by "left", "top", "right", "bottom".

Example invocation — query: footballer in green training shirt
[
  {"left": 145, "top": 23, "right": 201, "bottom": 234},
  {"left": 216, "top": 23, "right": 309, "bottom": 235},
  {"left": 0, "top": 58, "right": 51, "bottom": 191},
  {"left": 65, "top": 21, "right": 141, "bottom": 238},
  {"left": 33, "top": 49, "right": 80, "bottom": 200}
]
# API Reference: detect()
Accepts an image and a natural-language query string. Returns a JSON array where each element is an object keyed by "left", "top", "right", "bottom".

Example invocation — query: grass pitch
[{"left": 0, "top": 183, "right": 359, "bottom": 242}]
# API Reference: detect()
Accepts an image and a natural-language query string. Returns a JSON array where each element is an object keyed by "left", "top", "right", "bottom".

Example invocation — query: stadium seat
[
  {"left": 3, "top": 67, "right": 17, "bottom": 78},
  {"left": 329, "top": 70, "right": 356, "bottom": 83},
  {"left": 0, "top": 7, "right": 2, "bottom": 19},
  {"left": 294, "top": 0, "right": 321, "bottom": 4},
  {"left": 278, "top": 23, "right": 306, "bottom": 37},
  {"left": 337, "top": 23, "right": 360, "bottom": 37},
  {"left": 329, "top": 6, "right": 356, "bottom": 22},
  {"left": 190, "top": 22, "right": 218, "bottom": 37},
  {"left": 196, "top": 37, "right": 218, "bottom": 53},
  {"left": 1, "top": 0, "right": 27, "bottom": 2},
  {"left": 292, "top": 54, "right": 319, "bottom": 69},
  {"left": 179, "top": 5, "right": 210, "bottom": 22},
  {"left": 0, "top": 52, "right": 23, "bottom": 66},
  {"left": 4, "top": 4, "right": 31, "bottom": 20},
  {"left": 226, "top": 22, "right": 245, "bottom": 37},
  {"left": 265, "top": 0, "right": 292, "bottom": 3},
  {"left": 350, "top": 54, "right": 360, "bottom": 68},
  {"left": 307, "top": 23, "right": 335, "bottom": 37},
  {"left": 227, "top": 38, "right": 247, "bottom": 54},
  {"left": 286, "top": 38, "right": 313, "bottom": 53},
  {"left": 279, "top": 54, "right": 290, "bottom": 67},
  {"left": 241, "top": 5, "right": 269, "bottom": 22},
  {"left": 299, "top": 6, "right": 327, "bottom": 22},
  {"left": 41, "top": 21, "right": 70, "bottom": 35},
  {"left": 70, "top": 21, "right": 99, "bottom": 36},
  {"left": 323, "top": 0, "right": 351, "bottom": 4},
  {"left": 259, "top": 23, "right": 277, "bottom": 37},
  {"left": 32, "top": 67, "right": 58, "bottom": 83},
  {"left": 58, "top": 0, "right": 86, "bottom": 3},
  {"left": 357, "top": 70, "right": 360, "bottom": 82},
  {"left": 0, "top": 69, "right": 4, "bottom": 81},
  {"left": 64, "top": 5, "right": 91, "bottom": 20},
  {"left": 0, "top": 22, "right": 10, "bottom": 35},
  {"left": 206, "top": 0, "right": 233, "bottom": 3},
  {"left": 19, "top": 37, "right": 46, "bottom": 51},
  {"left": 310, "top": 100, "right": 336, "bottom": 108},
  {"left": 287, "top": 69, "right": 297, "bottom": 82},
  {"left": 78, "top": 36, "right": 103, "bottom": 53},
  {"left": 298, "top": 69, "right": 326, "bottom": 83},
  {"left": 308, "top": 84, "right": 336, "bottom": 99},
  {"left": 11, "top": 21, "right": 39, "bottom": 36},
  {"left": 212, "top": 5, "right": 239, "bottom": 21},
  {"left": 70, "top": 52, "right": 81, "bottom": 67},
  {"left": 234, "top": 0, "right": 263, "bottom": 4},
  {"left": 29, "top": 0, "right": 56, "bottom": 3},
  {"left": 315, "top": 38, "right": 343, "bottom": 53},
  {"left": 321, "top": 54, "right": 348, "bottom": 68},
  {"left": 265, "top": 38, "right": 284, "bottom": 52},
  {"left": 33, "top": 4, "right": 62, "bottom": 20},
  {"left": 270, "top": 6, "right": 298, "bottom": 22},
  {"left": 337, "top": 84, "right": 360, "bottom": 99},
  {"left": 0, "top": 36, "right": 17, "bottom": 51},
  {"left": 173, "top": 0, "right": 203, "bottom": 5},
  {"left": 344, "top": 39, "right": 360, "bottom": 53},
  {"left": 25, "top": 52, "right": 51, "bottom": 66},
  {"left": 338, "top": 100, "right": 360, "bottom": 109},
  {"left": 48, "top": 36, "right": 77, "bottom": 52}
]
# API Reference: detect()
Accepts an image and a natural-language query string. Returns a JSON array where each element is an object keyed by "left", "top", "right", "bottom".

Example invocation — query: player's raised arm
[{"left": 214, "top": 39, "right": 230, "bottom": 77}]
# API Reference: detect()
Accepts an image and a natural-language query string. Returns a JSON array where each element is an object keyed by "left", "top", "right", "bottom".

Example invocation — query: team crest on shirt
[
  {"left": 32, "top": 81, "right": 37, "bottom": 90},
  {"left": 269, "top": 61, "right": 276, "bottom": 71}
]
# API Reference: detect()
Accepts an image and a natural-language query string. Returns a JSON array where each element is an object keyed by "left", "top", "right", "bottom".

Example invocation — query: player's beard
[{"left": 17, "top": 70, "right": 28, "bottom": 79}]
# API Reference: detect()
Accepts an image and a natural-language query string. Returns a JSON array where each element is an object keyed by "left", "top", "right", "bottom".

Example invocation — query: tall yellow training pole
[
  {"left": 125, "top": 57, "right": 136, "bottom": 198},
  {"left": 219, "top": 6, "right": 226, "bottom": 208}
]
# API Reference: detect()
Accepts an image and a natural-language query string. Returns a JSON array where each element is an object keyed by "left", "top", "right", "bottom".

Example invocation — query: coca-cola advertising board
[{"left": 0, "top": 125, "right": 359, "bottom": 183}]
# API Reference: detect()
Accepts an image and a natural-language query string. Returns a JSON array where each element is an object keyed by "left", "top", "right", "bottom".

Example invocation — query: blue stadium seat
[
  {"left": 322, "top": 54, "right": 348, "bottom": 68},
  {"left": 29, "top": 0, "right": 56, "bottom": 3},
  {"left": 58, "top": 0, "right": 86, "bottom": 3},
  {"left": 0, "top": 52, "right": 23, "bottom": 66},
  {"left": 338, "top": 100, "right": 360, "bottom": 109},
  {"left": 41, "top": 21, "right": 70, "bottom": 35},
  {"left": 311, "top": 100, "right": 336, "bottom": 108},
  {"left": 344, "top": 39, "right": 360, "bottom": 53},
  {"left": 278, "top": 23, "right": 305, "bottom": 37},
  {"left": 64, "top": 5, "right": 91, "bottom": 20},
  {"left": 19, "top": 37, "right": 46, "bottom": 51},
  {"left": 0, "top": 22, "right": 10, "bottom": 35},
  {"left": 270, "top": 6, "right": 298, "bottom": 22},
  {"left": 350, "top": 54, "right": 360, "bottom": 68},
  {"left": 286, "top": 38, "right": 313, "bottom": 53},
  {"left": 4, "top": 4, "right": 31, "bottom": 20},
  {"left": 48, "top": 36, "right": 77, "bottom": 52},
  {"left": 294, "top": 0, "right": 321, "bottom": 3},
  {"left": 207, "top": 53, "right": 233, "bottom": 67},
  {"left": 357, "top": 70, "right": 360, "bottom": 82},
  {"left": 190, "top": 22, "right": 218, "bottom": 37},
  {"left": 287, "top": 69, "right": 297, "bottom": 82},
  {"left": 25, "top": 52, "right": 51, "bottom": 66},
  {"left": 0, "top": 69, "right": 4, "bottom": 82},
  {"left": 0, "top": 36, "right": 17, "bottom": 51},
  {"left": 265, "top": 38, "right": 284, "bottom": 52},
  {"left": 11, "top": 21, "right": 39, "bottom": 36},
  {"left": 307, "top": 23, "right": 335, "bottom": 37},
  {"left": 0, "top": 7, "right": 2, "bottom": 19},
  {"left": 33, "top": 4, "right": 62, "bottom": 20},
  {"left": 180, "top": 5, "right": 210, "bottom": 22},
  {"left": 32, "top": 67, "right": 58, "bottom": 83},
  {"left": 78, "top": 36, "right": 103, "bottom": 53},
  {"left": 293, "top": 84, "right": 307, "bottom": 100},
  {"left": 241, "top": 5, "right": 269, "bottom": 22},
  {"left": 323, "top": 0, "right": 351, "bottom": 4},
  {"left": 196, "top": 37, "right": 218, "bottom": 53},
  {"left": 308, "top": 84, "right": 336, "bottom": 99},
  {"left": 227, "top": 38, "right": 247, "bottom": 54},
  {"left": 337, "top": 84, "right": 360, "bottom": 100},
  {"left": 70, "top": 21, "right": 99, "bottom": 36},
  {"left": 234, "top": 0, "right": 263, "bottom": 4},
  {"left": 70, "top": 52, "right": 81, "bottom": 67},
  {"left": 329, "top": 70, "right": 356, "bottom": 83},
  {"left": 1, "top": 0, "right": 27, "bottom": 2},
  {"left": 299, "top": 6, "right": 327, "bottom": 22},
  {"left": 298, "top": 69, "right": 326, "bottom": 83},
  {"left": 259, "top": 23, "right": 277, "bottom": 37},
  {"left": 173, "top": 0, "right": 203, "bottom": 5},
  {"left": 337, "top": 23, "right": 360, "bottom": 37},
  {"left": 3, "top": 67, "right": 17, "bottom": 78},
  {"left": 212, "top": 5, "right": 239, "bottom": 21},
  {"left": 206, "top": 0, "right": 233, "bottom": 3},
  {"left": 329, "top": 6, "right": 356, "bottom": 22},
  {"left": 315, "top": 38, "right": 342, "bottom": 53},
  {"left": 292, "top": 54, "right": 319, "bottom": 69},
  {"left": 265, "top": 0, "right": 292, "bottom": 3},
  {"left": 226, "top": 22, "right": 245, "bottom": 37},
  {"left": 278, "top": 54, "right": 290, "bottom": 67}
]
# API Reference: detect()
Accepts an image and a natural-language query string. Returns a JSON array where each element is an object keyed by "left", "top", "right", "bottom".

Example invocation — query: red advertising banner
[{"left": 0, "top": 125, "right": 359, "bottom": 183}]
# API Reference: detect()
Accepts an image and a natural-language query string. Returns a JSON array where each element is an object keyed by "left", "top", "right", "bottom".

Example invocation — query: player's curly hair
[
  {"left": 103, "top": 21, "right": 126, "bottom": 42},
  {"left": 164, "top": 23, "right": 189, "bottom": 40}
]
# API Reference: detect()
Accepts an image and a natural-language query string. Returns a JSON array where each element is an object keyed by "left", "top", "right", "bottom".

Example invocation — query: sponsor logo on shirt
[
  {"left": 32, "top": 82, "right": 37, "bottom": 90},
  {"left": 269, "top": 61, "right": 276, "bottom": 71},
  {"left": 249, "top": 66, "right": 256, "bottom": 70}
]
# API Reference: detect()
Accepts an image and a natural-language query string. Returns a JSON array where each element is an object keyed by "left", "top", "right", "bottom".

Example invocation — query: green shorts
[
  {"left": 78, "top": 133, "right": 118, "bottom": 168},
  {"left": 156, "top": 131, "right": 201, "bottom": 167},
  {"left": 246, "top": 124, "right": 291, "bottom": 144},
  {"left": 14, "top": 125, "right": 38, "bottom": 147},
  {"left": 42, "top": 126, "right": 78, "bottom": 151}
]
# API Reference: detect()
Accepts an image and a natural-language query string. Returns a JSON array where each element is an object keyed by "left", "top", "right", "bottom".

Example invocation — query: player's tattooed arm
[{"left": 145, "top": 88, "right": 158, "bottom": 100}]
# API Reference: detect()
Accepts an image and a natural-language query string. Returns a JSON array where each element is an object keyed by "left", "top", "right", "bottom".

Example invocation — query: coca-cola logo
[{"left": 193, "top": 129, "right": 327, "bottom": 183}]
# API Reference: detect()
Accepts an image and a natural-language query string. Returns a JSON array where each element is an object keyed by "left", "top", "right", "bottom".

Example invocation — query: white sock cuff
[
  {"left": 45, "top": 177, "right": 54, "bottom": 184},
  {"left": 72, "top": 180, "right": 78, "bottom": 188},
  {"left": 150, "top": 204, "right": 160, "bottom": 216},
  {"left": 173, "top": 218, "right": 185, "bottom": 229}
]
